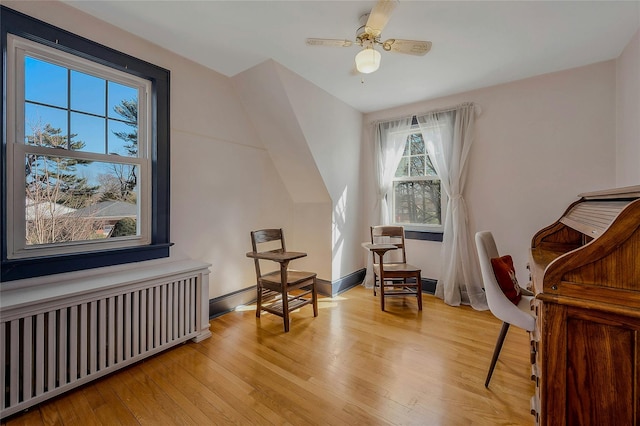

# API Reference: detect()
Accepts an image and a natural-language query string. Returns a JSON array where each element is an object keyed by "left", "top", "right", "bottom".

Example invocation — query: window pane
[
  {"left": 25, "top": 153, "right": 140, "bottom": 245},
  {"left": 410, "top": 134, "right": 424, "bottom": 155},
  {"left": 108, "top": 81, "right": 138, "bottom": 121},
  {"left": 96, "top": 162, "right": 139, "bottom": 205},
  {"left": 395, "top": 157, "right": 409, "bottom": 178},
  {"left": 401, "top": 137, "right": 411, "bottom": 156},
  {"left": 71, "top": 112, "right": 106, "bottom": 154},
  {"left": 410, "top": 156, "right": 425, "bottom": 177},
  {"left": 71, "top": 70, "right": 105, "bottom": 115},
  {"left": 25, "top": 103, "right": 67, "bottom": 146},
  {"left": 393, "top": 180, "right": 442, "bottom": 225},
  {"left": 426, "top": 155, "right": 438, "bottom": 176},
  {"left": 25, "top": 56, "right": 67, "bottom": 108},
  {"left": 108, "top": 119, "right": 138, "bottom": 157}
]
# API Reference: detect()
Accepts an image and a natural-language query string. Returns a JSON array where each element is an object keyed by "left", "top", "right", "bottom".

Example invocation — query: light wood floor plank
[
  {"left": 2, "top": 285, "right": 534, "bottom": 425},
  {"left": 36, "top": 402, "right": 61, "bottom": 426},
  {"left": 61, "top": 390, "right": 103, "bottom": 426},
  {"left": 169, "top": 345, "right": 289, "bottom": 424},
  {"left": 91, "top": 380, "right": 140, "bottom": 426},
  {"left": 0, "top": 408, "right": 43, "bottom": 426}
]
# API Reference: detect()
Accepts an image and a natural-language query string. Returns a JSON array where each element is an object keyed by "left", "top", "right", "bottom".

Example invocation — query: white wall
[
  {"left": 232, "top": 61, "right": 332, "bottom": 279},
  {"left": 616, "top": 29, "right": 640, "bottom": 186},
  {"left": 275, "top": 64, "right": 364, "bottom": 281},
  {"left": 233, "top": 61, "right": 364, "bottom": 282},
  {"left": 363, "top": 61, "right": 617, "bottom": 283},
  {"left": 4, "top": 0, "right": 294, "bottom": 299}
]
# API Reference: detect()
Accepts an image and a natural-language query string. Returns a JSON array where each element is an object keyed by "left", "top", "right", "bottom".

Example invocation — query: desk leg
[
  {"left": 379, "top": 259, "right": 386, "bottom": 311},
  {"left": 417, "top": 270, "right": 422, "bottom": 311}
]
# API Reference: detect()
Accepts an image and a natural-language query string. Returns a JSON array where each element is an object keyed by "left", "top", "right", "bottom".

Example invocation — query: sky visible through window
[{"left": 24, "top": 56, "right": 139, "bottom": 185}]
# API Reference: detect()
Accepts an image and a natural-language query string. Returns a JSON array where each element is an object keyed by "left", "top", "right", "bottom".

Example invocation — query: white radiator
[{"left": 1, "top": 260, "right": 211, "bottom": 419}]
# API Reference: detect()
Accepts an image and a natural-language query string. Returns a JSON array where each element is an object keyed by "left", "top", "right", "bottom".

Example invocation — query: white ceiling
[{"left": 62, "top": 1, "right": 640, "bottom": 113}]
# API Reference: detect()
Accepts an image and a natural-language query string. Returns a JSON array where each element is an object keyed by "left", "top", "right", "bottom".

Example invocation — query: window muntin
[
  {"left": 392, "top": 132, "right": 444, "bottom": 231},
  {"left": 7, "top": 35, "right": 151, "bottom": 260}
]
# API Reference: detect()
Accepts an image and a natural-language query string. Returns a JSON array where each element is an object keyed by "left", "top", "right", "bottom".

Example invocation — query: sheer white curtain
[
  {"left": 364, "top": 116, "right": 413, "bottom": 287},
  {"left": 417, "top": 104, "right": 488, "bottom": 310},
  {"left": 373, "top": 117, "right": 414, "bottom": 224}
]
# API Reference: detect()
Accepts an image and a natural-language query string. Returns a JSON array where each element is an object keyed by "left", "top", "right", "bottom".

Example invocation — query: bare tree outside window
[{"left": 392, "top": 132, "right": 442, "bottom": 227}]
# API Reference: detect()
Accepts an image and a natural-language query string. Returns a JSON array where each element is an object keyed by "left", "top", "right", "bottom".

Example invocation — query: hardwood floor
[{"left": 2, "top": 285, "right": 534, "bottom": 425}]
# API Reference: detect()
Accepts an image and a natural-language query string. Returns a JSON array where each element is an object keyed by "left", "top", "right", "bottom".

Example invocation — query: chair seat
[
  {"left": 259, "top": 269, "right": 316, "bottom": 286},
  {"left": 373, "top": 263, "right": 421, "bottom": 274}
]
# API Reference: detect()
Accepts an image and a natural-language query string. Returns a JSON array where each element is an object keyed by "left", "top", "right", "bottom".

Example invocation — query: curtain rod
[{"left": 369, "top": 102, "right": 478, "bottom": 126}]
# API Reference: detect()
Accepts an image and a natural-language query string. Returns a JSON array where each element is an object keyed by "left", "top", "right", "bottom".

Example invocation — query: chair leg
[
  {"left": 256, "top": 285, "right": 262, "bottom": 318},
  {"left": 485, "top": 322, "right": 510, "bottom": 388},
  {"left": 380, "top": 279, "right": 385, "bottom": 311},
  {"left": 282, "top": 291, "right": 290, "bottom": 333},
  {"left": 416, "top": 272, "right": 422, "bottom": 311},
  {"left": 373, "top": 274, "right": 377, "bottom": 296},
  {"left": 312, "top": 278, "right": 318, "bottom": 317}
]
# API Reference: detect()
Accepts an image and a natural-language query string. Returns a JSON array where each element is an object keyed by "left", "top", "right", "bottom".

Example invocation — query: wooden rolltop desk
[{"left": 528, "top": 186, "right": 640, "bottom": 425}]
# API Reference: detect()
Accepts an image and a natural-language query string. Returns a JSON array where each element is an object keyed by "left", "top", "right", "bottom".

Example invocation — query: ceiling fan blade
[
  {"left": 365, "top": 0, "right": 397, "bottom": 37},
  {"left": 306, "top": 38, "right": 353, "bottom": 48},
  {"left": 382, "top": 39, "right": 432, "bottom": 56}
]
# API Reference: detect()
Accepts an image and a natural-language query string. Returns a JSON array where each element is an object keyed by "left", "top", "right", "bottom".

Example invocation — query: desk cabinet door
[
  {"left": 543, "top": 305, "right": 640, "bottom": 426},
  {"left": 565, "top": 308, "right": 636, "bottom": 426}
]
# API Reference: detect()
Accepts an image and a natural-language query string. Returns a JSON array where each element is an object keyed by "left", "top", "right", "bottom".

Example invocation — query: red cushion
[{"left": 490, "top": 255, "right": 522, "bottom": 305}]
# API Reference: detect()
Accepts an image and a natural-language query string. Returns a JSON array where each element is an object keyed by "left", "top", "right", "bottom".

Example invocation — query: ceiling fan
[{"left": 305, "top": 0, "right": 432, "bottom": 74}]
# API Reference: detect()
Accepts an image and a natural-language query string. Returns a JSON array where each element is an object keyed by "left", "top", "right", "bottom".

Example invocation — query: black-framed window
[{"left": 1, "top": 6, "right": 171, "bottom": 282}]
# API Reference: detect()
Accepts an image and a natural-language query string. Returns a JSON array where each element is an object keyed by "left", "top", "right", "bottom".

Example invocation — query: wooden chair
[
  {"left": 370, "top": 226, "right": 423, "bottom": 311},
  {"left": 248, "top": 228, "right": 318, "bottom": 332}
]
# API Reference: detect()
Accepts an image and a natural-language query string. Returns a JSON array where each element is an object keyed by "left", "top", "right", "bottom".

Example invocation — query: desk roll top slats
[{"left": 528, "top": 186, "right": 640, "bottom": 426}]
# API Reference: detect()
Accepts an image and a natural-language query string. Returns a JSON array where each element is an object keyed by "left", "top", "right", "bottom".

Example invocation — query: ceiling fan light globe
[{"left": 355, "top": 47, "right": 381, "bottom": 74}]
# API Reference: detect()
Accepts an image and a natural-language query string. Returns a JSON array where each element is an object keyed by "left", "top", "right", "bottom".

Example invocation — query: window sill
[
  {"left": 1, "top": 243, "right": 172, "bottom": 282},
  {"left": 404, "top": 230, "right": 443, "bottom": 242}
]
